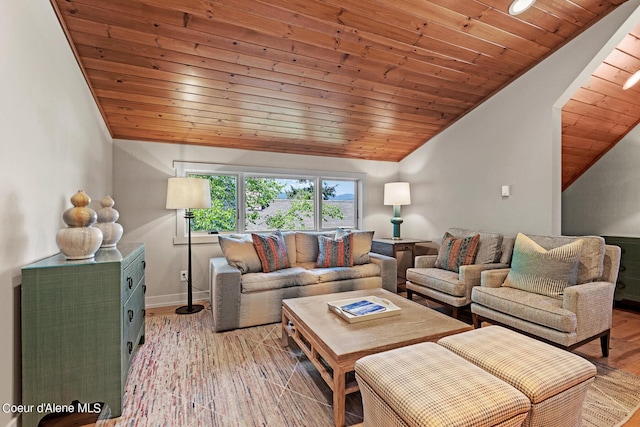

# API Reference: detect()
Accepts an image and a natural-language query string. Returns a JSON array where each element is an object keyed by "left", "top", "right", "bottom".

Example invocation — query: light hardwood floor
[{"left": 144, "top": 300, "right": 640, "bottom": 426}]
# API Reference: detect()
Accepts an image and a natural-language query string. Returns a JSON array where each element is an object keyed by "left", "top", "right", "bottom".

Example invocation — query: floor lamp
[{"left": 166, "top": 177, "right": 212, "bottom": 314}]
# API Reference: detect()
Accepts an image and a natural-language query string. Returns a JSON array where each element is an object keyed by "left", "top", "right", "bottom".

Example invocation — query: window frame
[{"left": 172, "top": 161, "right": 366, "bottom": 244}]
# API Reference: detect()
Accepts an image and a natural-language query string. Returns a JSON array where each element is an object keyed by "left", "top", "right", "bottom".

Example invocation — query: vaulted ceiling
[{"left": 51, "top": 0, "right": 639, "bottom": 189}]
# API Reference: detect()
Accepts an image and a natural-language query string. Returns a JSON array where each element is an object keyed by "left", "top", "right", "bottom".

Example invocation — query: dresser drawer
[
  {"left": 123, "top": 281, "right": 145, "bottom": 367},
  {"left": 122, "top": 252, "right": 145, "bottom": 302}
]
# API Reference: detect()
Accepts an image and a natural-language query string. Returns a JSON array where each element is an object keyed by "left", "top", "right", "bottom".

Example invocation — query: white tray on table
[{"left": 327, "top": 295, "right": 401, "bottom": 323}]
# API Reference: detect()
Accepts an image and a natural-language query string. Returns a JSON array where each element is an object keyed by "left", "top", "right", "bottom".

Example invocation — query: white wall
[
  {"left": 563, "top": 124, "right": 640, "bottom": 236},
  {"left": 0, "top": 1, "right": 112, "bottom": 425},
  {"left": 398, "top": 0, "right": 640, "bottom": 242},
  {"left": 112, "top": 140, "right": 399, "bottom": 307}
]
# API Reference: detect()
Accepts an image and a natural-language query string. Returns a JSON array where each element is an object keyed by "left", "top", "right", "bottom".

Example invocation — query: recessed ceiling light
[
  {"left": 623, "top": 70, "right": 640, "bottom": 90},
  {"left": 509, "top": 0, "right": 536, "bottom": 15}
]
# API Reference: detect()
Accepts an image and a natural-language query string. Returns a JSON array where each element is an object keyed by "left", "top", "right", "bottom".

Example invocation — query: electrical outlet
[{"left": 180, "top": 270, "right": 188, "bottom": 282}]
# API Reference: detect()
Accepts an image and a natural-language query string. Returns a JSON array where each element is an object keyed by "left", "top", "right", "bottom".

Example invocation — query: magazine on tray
[
  {"left": 327, "top": 295, "right": 401, "bottom": 323},
  {"left": 340, "top": 299, "right": 387, "bottom": 316}
]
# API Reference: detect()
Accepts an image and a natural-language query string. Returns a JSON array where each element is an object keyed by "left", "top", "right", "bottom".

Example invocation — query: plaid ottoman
[
  {"left": 438, "top": 326, "right": 597, "bottom": 427},
  {"left": 355, "top": 342, "right": 530, "bottom": 427}
]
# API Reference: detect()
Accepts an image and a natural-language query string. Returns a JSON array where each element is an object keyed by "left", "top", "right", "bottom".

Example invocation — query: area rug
[
  {"left": 583, "top": 362, "right": 640, "bottom": 427},
  {"left": 100, "top": 309, "right": 640, "bottom": 427}
]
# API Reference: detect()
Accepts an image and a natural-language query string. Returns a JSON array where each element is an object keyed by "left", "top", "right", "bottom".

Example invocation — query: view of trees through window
[{"left": 187, "top": 174, "right": 357, "bottom": 233}]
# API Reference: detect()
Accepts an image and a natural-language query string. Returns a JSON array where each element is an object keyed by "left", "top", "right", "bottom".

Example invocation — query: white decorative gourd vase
[
  {"left": 56, "top": 190, "right": 103, "bottom": 260},
  {"left": 95, "top": 195, "right": 123, "bottom": 248}
]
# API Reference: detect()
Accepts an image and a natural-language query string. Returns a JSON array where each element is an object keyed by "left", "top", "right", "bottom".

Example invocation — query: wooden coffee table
[{"left": 281, "top": 288, "right": 472, "bottom": 427}]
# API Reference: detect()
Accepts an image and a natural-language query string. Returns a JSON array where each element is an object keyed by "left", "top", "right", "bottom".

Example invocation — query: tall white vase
[
  {"left": 95, "top": 195, "right": 124, "bottom": 247},
  {"left": 56, "top": 190, "right": 103, "bottom": 260}
]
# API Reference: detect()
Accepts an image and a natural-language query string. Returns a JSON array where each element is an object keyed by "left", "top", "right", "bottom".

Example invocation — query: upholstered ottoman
[
  {"left": 355, "top": 342, "right": 530, "bottom": 427},
  {"left": 438, "top": 326, "right": 597, "bottom": 427}
]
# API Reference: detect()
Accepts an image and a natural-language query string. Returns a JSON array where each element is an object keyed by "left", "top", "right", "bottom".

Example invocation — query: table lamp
[{"left": 384, "top": 182, "right": 411, "bottom": 240}]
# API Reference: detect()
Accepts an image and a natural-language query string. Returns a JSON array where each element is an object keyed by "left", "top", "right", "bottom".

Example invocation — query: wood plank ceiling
[
  {"left": 51, "top": 0, "right": 636, "bottom": 189},
  {"left": 562, "top": 22, "right": 640, "bottom": 189}
]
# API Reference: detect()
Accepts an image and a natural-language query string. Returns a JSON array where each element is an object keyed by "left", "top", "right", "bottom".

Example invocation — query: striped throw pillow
[
  {"left": 503, "top": 233, "right": 583, "bottom": 299},
  {"left": 317, "top": 233, "right": 354, "bottom": 268},
  {"left": 251, "top": 230, "right": 290, "bottom": 273},
  {"left": 435, "top": 232, "right": 481, "bottom": 273}
]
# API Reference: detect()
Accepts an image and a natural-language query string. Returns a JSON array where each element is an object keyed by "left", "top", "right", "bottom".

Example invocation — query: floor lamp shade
[
  {"left": 384, "top": 182, "right": 411, "bottom": 240},
  {"left": 166, "top": 177, "right": 212, "bottom": 314},
  {"left": 166, "top": 177, "right": 212, "bottom": 210}
]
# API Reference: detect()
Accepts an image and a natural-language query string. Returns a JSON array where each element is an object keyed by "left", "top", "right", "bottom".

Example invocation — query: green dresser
[
  {"left": 604, "top": 236, "right": 640, "bottom": 308},
  {"left": 21, "top": 243, "right": 145, "bottom": 426}
]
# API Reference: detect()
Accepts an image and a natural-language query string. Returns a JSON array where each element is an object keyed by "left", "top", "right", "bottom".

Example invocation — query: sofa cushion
[
  {"left": 218, "top": 234, "right": 263, "bottom": 273},
  {"left": 406, "top": 268, "right": 466, "bottom": 297},
  {"left": 435, "top": 232, "right": 480, "bottom": 273},
  {"left": 252, "top": 230, "right": 291, "bottom": 273},
  {"left": 295, "top": 232, "right": 332, "bottom": 264},
  {"left": 338, "top": 229, "right": 374, "bottom": 265},
  {"left": 309, "top": 263, "right": 381, "bottom": 282},
  {"left": 449, "top": 227, "right": 504, "bottom": 264},
  {"left": 504, "top": 233, "right": 583, "bottom": 299},
  {"left": 317, "top": 233, "right": 354, "bottom": 267},
  {"left": 526, "top": 234, "right": 605, "bottom": 284},
  {"left": 241, "top": 266, "right": 317, "bottom": 292},
  {"left": 472, "top": 286, "right": 577, "bottom": 333}
]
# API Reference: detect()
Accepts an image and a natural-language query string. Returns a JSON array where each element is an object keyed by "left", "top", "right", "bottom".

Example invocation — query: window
[{"left": 172, "top": 162, "right": 365, "bottom": 244}]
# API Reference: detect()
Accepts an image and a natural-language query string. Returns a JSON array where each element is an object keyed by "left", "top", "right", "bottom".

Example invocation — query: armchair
[
  {"left": 471, "top": 233, "right": 621, "bottom": 356},
  {"left": 405, "top": 228, "right": 514, "bottom": 318}
]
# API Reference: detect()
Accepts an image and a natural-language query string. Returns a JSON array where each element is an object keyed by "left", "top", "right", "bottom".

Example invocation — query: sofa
[
  {"left": 209, "top": 230, "right": 397, "bottom": 331},
  {"left": 471, "top": 233, "right": 621, "bottom": 356},
  {"left": 405, "top": 227, "right": 515, "bottom": 318},
  {"left": 355, "top": 326, "right": 596, "bottom": 427}
]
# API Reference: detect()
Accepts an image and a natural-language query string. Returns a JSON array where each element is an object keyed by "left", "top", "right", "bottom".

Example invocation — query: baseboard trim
[{"left": 145, "top": 290, "right": 209, "bottom": 308}]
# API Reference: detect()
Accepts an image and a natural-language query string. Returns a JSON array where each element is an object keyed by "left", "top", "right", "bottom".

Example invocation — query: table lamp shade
[
  {"left": 166, "top": 177, "right": 212, "bottom": 210},
  {"left": 384, "top": 182, "right": 411, "bottom": 206}
]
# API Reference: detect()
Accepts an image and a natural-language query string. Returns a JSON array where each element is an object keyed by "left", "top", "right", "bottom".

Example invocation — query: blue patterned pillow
[
  {"left": 251, "top": 230, "right": 290, "bottom": 273},
  {"left": 317, "top": 233, "right": 354, "bottom": 268}
]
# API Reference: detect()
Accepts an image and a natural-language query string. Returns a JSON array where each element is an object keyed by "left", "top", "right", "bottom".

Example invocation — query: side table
[{"left": 371, "top": 238, "right": 430, "bottom": 291}]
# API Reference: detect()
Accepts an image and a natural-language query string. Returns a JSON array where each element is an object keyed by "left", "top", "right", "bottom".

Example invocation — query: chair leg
[
  {"left": 406, "top": 289, "right": 413, "bottom": 300},
  {"left": 600, "top": 331, "right": 610, "bottom": 357},
  {"left": 451, "top": 307, "right": 459, "bottom": 319},
  {"left": 472, "top": 313, "right": 482, "bottom": 329}
]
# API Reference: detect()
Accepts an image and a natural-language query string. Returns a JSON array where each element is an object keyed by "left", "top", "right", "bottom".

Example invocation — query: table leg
[
  {"left": 333, "top": 368, "right": 346, "bottom": 427},
  {"left": 281, "top": 311, "right": 289, "bottom": 347}
]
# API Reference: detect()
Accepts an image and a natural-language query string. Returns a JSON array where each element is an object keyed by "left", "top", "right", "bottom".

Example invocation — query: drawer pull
[
  {"left": 143, "top": 309, "right": 146, "bottom": 317},
  {"left": 127, "top": 341, "right": 133, "bottom": 354},
  {"left": 127, "top": 277, "right": 133, "bottom": 289},
  {"left": 142, "top": 260, "right": 146, "bottom": 270},
  {"left": 619, "top": 265, "right": 626, "bottom": 272},
  {"left": 143, "top": 285, "right": 147, "bottom": 294},
  {"left": 128, "top": 309, "right": 134, "bottom": 322},
  {"left": 616, "top": 280, "right": 626, "bottom": 290}
]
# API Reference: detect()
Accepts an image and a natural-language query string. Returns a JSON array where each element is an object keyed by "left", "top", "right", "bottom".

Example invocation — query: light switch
[{"left": 501, "top": 185, "right": 510, "bottom": 197}]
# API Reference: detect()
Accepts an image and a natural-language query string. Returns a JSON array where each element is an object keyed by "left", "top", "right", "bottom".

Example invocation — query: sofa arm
[
  {"left": 480, "top": 268, "right": 511, "bottom": 288},
  {"left": 563, "top": 281, "right": 615, "bottom": 342},
  {"left": 459, "top": 263, "right": 509, "bottom": 287},
  {"left": 415, "top": 255, "right": 437, "bottom": 268},
  {"left": 209, "top": 257, "right": 242, "bottom": 332},
  {"left": 369, "top": 252, "right": 398, "bottom": 293}
]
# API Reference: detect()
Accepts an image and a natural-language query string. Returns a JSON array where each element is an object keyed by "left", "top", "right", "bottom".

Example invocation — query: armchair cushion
[
  {"left": 503, "top": 233, "right": 583, "bottom": 299},
  {"left": 435, "top": 232, "right": 480, "bottom": 272},
  {"left": 407, "top": 268, "right": 465, "bottom": 297},
  {"left": 472, "top": 286, "right": 577, "bottom": 333},
  {"left": 449, "top": 227, "right": 504, "bottom": 264}
]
